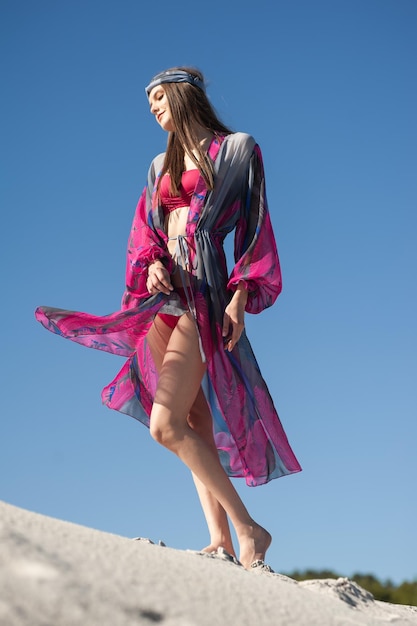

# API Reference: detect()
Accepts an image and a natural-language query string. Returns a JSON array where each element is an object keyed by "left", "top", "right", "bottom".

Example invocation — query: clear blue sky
[{"left": 1, "top": 0, "right": 416, "bottom": 584}]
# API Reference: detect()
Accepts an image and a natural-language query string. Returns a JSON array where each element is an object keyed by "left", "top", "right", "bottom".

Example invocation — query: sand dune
[{"left": 1, "top": 500, "right": 416, "bottom": 626}]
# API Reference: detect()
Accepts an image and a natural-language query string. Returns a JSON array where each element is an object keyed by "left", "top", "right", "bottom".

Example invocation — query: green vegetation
[{"left": 285, "top": 570, "right": 417, "bottom": 606}]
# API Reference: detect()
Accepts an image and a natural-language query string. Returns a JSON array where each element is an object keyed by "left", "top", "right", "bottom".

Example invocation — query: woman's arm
[
  {"left": 222, "top": 282, "right": 248, "bottom": 352},
  {"left": 227, "top": 144, "right": 282, "bottom": 315},
  {"left": 122, "top": 180, "right": 172, "bottom": 308}
]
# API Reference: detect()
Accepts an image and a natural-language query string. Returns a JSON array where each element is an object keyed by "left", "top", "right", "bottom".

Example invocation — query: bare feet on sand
[
  {"left": 238, "top": 523, "right": 272, "bottom": 570},
  {"left": 200, "top": 543, "right": 237, "bottom": 558}
]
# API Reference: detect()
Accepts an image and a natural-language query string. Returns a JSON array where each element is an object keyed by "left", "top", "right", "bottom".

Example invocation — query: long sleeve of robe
[{"left": 35, "top": 132, "right": 301, "bottom": 486}]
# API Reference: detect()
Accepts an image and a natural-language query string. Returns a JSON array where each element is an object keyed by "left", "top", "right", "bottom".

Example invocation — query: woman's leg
[
  {"left": 147, "top": 315, "right": 235, "bottom": 555},
  {"left": 191, "top": 474, "right": 236, "bottom": 556},
  {"left": 148, "top": 312, "right": 271, "bottom": 569},
  {"left": 187, "top": 388, "right": 236, "bottom": 557}
]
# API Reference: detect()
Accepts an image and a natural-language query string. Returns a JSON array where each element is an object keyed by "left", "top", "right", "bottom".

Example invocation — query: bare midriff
[
  {"left": 160, "top": 169, "right": 200, "bottom": 288},
  {"left": 165, "top": 205, "right": 193, "bottom": 288}
]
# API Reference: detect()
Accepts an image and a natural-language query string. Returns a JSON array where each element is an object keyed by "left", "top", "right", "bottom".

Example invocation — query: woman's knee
[
  {"left": 149, "top": 415, "right": 169, "bottom": 446},
  {"left": 149, "top": 422, "right": 166, "bottom": 446},
  {"left": 149, "top": 406, "right": 184, "bottom": 449}
]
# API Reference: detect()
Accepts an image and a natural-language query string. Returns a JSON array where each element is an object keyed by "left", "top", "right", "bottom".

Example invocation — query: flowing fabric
[{"left": 35, "top": 132, "right": 302, "bottom": 486}]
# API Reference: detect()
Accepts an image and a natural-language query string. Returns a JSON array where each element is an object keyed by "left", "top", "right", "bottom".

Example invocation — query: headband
[{"left": 145, "top": 70, "right": 205, "bottom": 96}]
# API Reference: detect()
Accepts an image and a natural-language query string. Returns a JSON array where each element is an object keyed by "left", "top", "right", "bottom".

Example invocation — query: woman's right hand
[{"left": 146, "top": 261, "right": 174, "bottom": 295}]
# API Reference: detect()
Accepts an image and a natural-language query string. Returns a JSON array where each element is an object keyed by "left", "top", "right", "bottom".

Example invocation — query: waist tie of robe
[{"left": 168, "top": 234, "right": 206, "bottom": 363}]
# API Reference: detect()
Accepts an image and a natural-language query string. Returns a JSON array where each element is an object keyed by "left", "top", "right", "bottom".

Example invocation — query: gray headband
[{"left": 145, "top": 70, "right": 205, "bottom": 96}]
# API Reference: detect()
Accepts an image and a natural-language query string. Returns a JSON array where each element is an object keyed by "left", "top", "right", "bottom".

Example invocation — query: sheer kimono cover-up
[{"left": 35, "top": 132, "right": 302, "bottom": 486}]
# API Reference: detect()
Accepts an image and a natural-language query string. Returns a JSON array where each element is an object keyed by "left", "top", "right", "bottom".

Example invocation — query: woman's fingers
[
  {"left": 147, "top": 266, "right": 173, "bottom": 295},
  {"left": 222, "top": 305, "right": 244, "bottom": 352},
  {"left": 226, "top": 320, "right": 244, "bottom": 352},
  {"left": 229, "top": 320, "right": 244, "bottom": 351},
  {"left": 222, "top": 312, "right": 231, "bottom": 340}
]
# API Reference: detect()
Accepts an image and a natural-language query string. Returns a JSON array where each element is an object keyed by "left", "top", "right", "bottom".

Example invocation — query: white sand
[{"left": 1, "top": 500, "right": 416, "bottom": 626}]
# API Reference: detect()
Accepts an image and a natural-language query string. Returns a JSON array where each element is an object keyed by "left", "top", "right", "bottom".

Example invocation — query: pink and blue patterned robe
[{"left": 35, "top": 132, "right": 301, "bottom": 486}]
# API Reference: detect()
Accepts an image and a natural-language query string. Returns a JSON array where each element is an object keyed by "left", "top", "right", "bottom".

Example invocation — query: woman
[{"left": 36, "top": 67, "right": 301, "bottom": 571}]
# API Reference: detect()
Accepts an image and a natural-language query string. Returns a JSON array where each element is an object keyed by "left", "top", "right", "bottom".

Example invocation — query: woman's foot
[
  {"left": 200, "top": 542, "right": 237, "bottom": 558},
  {"left": 238, "top": 523, "right": 272, "bottom": 570}
]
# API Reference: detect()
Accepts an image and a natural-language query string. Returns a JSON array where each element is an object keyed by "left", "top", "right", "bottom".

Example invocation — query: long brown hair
[{"left": 154, "top": 67, "right": 232, "bottom": 195}]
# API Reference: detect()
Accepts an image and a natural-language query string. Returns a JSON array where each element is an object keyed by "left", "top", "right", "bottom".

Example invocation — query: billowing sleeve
[
  {"left": 121, "top": 157, "right": 173, "bottom": 310},
  {"left": 227, "top": 144, "right": 282, "bottom": 314}
]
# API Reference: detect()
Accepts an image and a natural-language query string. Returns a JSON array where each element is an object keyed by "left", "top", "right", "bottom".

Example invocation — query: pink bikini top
[{"left": 160, "top": 169, "right": 200, "bottom": 215}]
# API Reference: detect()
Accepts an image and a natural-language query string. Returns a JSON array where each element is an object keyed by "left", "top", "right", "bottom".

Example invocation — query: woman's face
[{"left": 148, "top": 85, "right": 175, "bottom": 132}]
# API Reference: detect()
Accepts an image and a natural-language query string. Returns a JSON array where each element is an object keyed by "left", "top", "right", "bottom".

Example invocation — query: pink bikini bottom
[
  {"left": 157, "top": 288, "right": 188, "bottom": 329},
  {"left": 158, "top": 312, "right": 182, "bottom": 329}
]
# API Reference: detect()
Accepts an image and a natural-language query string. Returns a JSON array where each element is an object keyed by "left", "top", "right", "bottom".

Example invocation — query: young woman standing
[{"left": 36, "top": 67, "right": 301, "bottom": 571}]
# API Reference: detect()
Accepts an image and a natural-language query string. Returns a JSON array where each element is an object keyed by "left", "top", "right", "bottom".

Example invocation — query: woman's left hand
[{"left": 222, "top": 284, "right": 248, "bottom": 352}]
